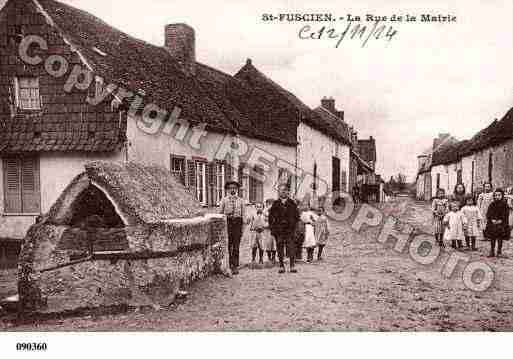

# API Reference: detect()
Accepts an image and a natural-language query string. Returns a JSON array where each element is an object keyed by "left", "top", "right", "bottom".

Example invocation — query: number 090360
[{"left": 16, "top": 342, "right": 48, "bottom": 351}]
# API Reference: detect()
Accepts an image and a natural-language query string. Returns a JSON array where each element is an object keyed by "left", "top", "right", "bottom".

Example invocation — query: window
[
  {"left": 14, "top": 77, "right": 41, "bottom": 110},
  {"left": 332, "top": 157, "right": 341, "bottom": 193},
  {"left": 195, "top": 161, "right": 207, "bottom": 206},
  {"left": 313, "top": 163, "right": 318, "bottom": 191},
  {"left": 488, "top": 152, "right": 493, "bottom": 184},
  {"left": 341, "top": 170, "right": 347, "bottom": 193},
  {"left": 277, "top": 168, "right": 292, "bottom": 189},
  {"left": 471, "top": 161, "right": 475, "bottom": 194},
  {"left": 215, "top": 162, "right": 226, "bottom": 205},
  {"left": 436, "top": 173, "right": 441, "bottom": 190},
  {"left": 3, "top": 156, "right": 40, "bottom": 214},
  {"left": 456, "top": 169, "right": 462, "bottom": 185},
  {"left": 170, "top": 156, "right": 185, "bottom": 185},
  {"left": 249, "top": 166, "right": 264, "bottom": 204}
]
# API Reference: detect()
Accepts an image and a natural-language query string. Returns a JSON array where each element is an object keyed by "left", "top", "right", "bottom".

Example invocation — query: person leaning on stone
[
  {"left": 269, "top": 184, "right": 300, "bottom": 274},
  {"left": 219, "top": 180, "right": 245, "bottom": 275}
]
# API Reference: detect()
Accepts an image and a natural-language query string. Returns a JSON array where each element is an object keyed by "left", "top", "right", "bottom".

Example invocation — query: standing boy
[
  {"left": 269, "top": 184, "right": 300, "bottom": 274},
  {"left": 219, "top": 181, "right": 245, "bottom": 275}
]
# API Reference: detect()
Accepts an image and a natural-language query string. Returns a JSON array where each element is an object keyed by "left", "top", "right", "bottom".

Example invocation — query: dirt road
[{"left": 3, "top": 198, "right": 513, "bottom": 331}]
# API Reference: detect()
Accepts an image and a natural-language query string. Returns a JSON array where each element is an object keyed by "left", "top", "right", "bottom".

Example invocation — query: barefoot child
[
  {"left": 301, "top": 206, "right": 318, "bottom": 262},
  {"left": 443, "top": 201, "right": 467, "bottom": 249},
  {"left": 249, "top": 203, "right": 266, "bottom": 264},
  {"left": 315, "top": 207, "right": 330, "bottom": 260},
  {"left": 262, "top": 199, "right": 276, "bottom": 263},
  {"left": 461, "top": 195, "right": 482, "bottom": 251},
  {"left": 432, "top": 188, "right": 448, "bottom": 247}
]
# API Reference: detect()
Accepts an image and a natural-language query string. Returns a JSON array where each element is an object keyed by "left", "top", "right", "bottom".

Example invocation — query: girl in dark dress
[{"left": 485, "top": 188, "right": 510, "bottom": 258}]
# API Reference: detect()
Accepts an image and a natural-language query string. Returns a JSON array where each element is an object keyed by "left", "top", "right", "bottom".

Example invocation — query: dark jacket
[
  {"left": 485, "top": 200, "right": 510, "bottom": 240},
  {"left": 269, "top": 198, "right": 299, "bottom": 237}
]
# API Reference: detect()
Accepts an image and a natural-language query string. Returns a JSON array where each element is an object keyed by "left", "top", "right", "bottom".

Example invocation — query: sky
[{"left": 2, "top": 0, "right": 512, "bottom": 181}]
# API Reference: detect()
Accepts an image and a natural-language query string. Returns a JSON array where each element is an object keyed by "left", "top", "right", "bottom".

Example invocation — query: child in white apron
[
  {"left": 249, "top": 203, "right": 266, "bottom": 264},
  {"left": 443, "top": 201, "right": 467, "bottom": 249},
  {"left": 301, "top": 208, "right": 318, "bottom": 262}
]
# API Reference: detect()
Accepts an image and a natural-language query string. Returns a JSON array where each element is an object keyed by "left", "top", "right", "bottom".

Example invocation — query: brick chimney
[
  {"left": 321, "top": 97, "right": 336, "bottom": 114},
  {"left": 165, "top": 23, "right": 196, "bottom": 75}
]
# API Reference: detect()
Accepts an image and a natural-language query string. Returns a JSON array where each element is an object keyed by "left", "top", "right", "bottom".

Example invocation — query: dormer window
[{"left": 14, "top": 77, "right": 41, "bottom": 111}]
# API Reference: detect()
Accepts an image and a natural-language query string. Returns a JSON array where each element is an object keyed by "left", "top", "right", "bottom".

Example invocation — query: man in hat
[
  {"left": 219, "top": 180, "right": 246, "bottom": 275},
  {"left": 269, "top": 183, "right": 300, "bottom": 274}
]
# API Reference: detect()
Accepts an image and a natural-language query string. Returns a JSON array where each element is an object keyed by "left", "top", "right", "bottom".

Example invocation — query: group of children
[
  {"left": 432, "top": 182, "right": 512, "bottom": 257},
  {"left": 248, "top": 199, "right": 330, "bottom": 265},
  {"left": 433, "top": 191, "right": 481, "bottom": 250}
]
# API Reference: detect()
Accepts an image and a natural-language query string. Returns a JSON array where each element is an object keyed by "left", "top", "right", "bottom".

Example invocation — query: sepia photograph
[{"left": 0, "top": 0, "right": 512, "bottom": 356}]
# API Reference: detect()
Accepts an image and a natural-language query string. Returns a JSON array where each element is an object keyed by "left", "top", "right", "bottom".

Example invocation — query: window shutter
[
  {"left": 238, "top": 163, "right": 246, "bottom": 200},
  {"left": 210, "top": 162, "right": 217, "bottom": 204},
  {"left": 205, "top": 162, "right": 213, "bottom": 206},
  {"left": 21, "top": 157, "right": 40, "bottom": 213},
  {"left": 226, "top": 163, "right": 233, "bottom": 182},
  {"left": 249, "top": 173, "right": 256, "bottom": 203},
  {"left": 341, "top": 170, "right": 347, "bottom": 193},
  {"left": 12, "top": 78, "right": 19, "bottom": 109},
  {"left": 3, "top": 158, "right": 22, "bottom": 213},
  {"left": 186, "top": 159, "right": 196, "bottom": 193},
  {"left": 250, "top": 166, "right": 264, "bottom": 204}
]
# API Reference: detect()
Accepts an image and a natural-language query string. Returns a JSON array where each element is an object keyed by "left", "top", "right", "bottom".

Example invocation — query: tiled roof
[
  {"left": 431, "top": 140, "right": 469, "bottom": 166},
  {"left": 234, "top": 61, "right": 351, "bottom": 146},
  {"left": 0, "top": 0, "right": 240, "bottom": 154},
  {"left": 195, "top": 62, "right": 297, "bottom": 146},
  {"left": 357, "top": 139, "right": 377, "bottom": 163},
  {"left": 233, "top": 61, "right": 304, "bottom": 145},
  {"left": 35, "top": 0, "right": 236, "bottom": 133},
  {"left": 470, "top": 108, "right": 513, "bottom": 153},
  {"left": 313, "top": 106, "right": 353, "bottom": 146}
]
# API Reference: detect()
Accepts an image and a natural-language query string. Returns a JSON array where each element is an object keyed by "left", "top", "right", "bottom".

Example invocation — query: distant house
[
  {"left": 418, "top": 107, "right": 513, "bottom": 202},
  {"left": 415, "top": 133, "right": 458, "bottom": 200},
  {"left": 310, "top": 98, "right": 353, "bottom": 200},
  {"left": 357, "top": 137, "right": 377, "bottom": 172}
]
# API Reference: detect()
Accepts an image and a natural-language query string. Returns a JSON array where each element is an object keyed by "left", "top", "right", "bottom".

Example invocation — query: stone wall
[
  {"left": 18, "top": 214, "right": 228, "bottom": 313},
  {"left": 473, "top": 139, "right": 513, "bottom": 191}
]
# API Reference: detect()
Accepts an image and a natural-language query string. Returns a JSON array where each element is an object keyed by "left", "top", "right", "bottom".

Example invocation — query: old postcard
[{"left": 0, "top": 0, "right": 512, "bottom": 356}]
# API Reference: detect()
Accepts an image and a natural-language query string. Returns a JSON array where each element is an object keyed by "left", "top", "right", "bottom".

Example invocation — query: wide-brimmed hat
[{"left": 224, "top": 180, "right": 241, "bottom": 190}]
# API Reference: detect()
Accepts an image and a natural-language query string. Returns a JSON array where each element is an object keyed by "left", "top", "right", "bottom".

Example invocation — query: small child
[
  {"left": 249, "top": 203, "right": 266, "bottom": 264},
  {"left": 461, "top": 195, "right": 482, "bottom": 251},
  {"left": 315, "top": 207, "right": 330, "bottom": 260},
  {"left": 432, "top": 188, "right": 449, "bottom": 247},
  {"left": 262, "top": 199, "right": 276, "bottom": 263},
  {"left": 443, "top": 201, "right": 467, "bottom": 249},
  {"left": 301, "top": 206, "right": 318, "bottom": 262}
]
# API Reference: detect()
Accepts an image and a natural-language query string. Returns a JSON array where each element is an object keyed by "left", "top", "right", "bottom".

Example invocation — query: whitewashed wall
[
  {"left": 431, "top": 164, "right": 450, "bottom": 197},
  {"left": 296, "top": 122, "right": 351, "bottom": 199},
  {"left": 461, "top": 155, "right": 475, "bottom": 193},
  {"left": 0, "top": 151, "right": 123, "bottom": 239}
]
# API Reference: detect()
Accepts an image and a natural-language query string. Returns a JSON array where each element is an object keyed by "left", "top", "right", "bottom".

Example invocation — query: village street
[{"left": 2, "top": 197, "right": 513, "bottom": 331}]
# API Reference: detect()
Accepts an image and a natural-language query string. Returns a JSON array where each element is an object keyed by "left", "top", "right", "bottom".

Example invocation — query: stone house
[{"left": 419, "top": 107, "right": 513, "bottom": 201}]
